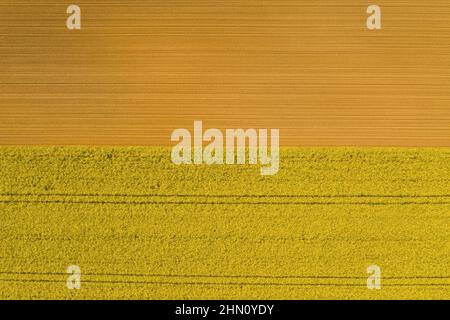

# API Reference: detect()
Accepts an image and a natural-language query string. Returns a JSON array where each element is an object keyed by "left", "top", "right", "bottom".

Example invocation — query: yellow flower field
[{"left": 0, "top": 147, "right": 449, "bottom": 299}]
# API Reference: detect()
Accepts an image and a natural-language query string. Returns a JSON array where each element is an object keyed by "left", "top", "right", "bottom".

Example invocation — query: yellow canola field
[{"left": 0, "top": 147, "right": 449, "bottom": 299}]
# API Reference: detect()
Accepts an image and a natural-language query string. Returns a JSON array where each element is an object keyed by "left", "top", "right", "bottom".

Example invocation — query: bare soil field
[{"left": 1, "top": 0, "right": 449, "bottom": 146}]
